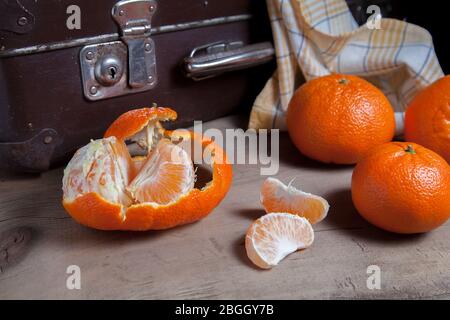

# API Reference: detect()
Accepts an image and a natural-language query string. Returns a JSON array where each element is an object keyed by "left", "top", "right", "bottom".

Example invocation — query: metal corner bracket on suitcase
[{"left": 0, "top": 0, "right": 275, "bottom": 172}]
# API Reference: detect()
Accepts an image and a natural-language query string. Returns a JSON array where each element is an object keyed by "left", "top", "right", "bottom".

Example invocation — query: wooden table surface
[{"left": 1, "top": 115, "right": 449, "bottom": 300}]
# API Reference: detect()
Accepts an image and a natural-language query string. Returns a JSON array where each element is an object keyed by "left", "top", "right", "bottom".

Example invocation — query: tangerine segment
[
  {"left": 261, "top": 177, "right": 329, "bottom": 224},
  {"left": 245, "top": 213, "right": 314, "bottom": 269},
  {"left": 124, "top": 133, "right": 232, "bottom": 230},
  {"left": 62, "top": 136, "right": 133, "bottom": 208},
  {"left": 104, "top": 107, "right": 176, "bottom": 141},
  {"left": 127, "top": 139, "right": 195, "bottom": 205}
]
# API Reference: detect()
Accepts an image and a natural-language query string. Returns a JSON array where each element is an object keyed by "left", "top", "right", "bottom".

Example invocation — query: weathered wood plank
[{"left": 0, "top": 115, "right": 449, "bottom": 299}]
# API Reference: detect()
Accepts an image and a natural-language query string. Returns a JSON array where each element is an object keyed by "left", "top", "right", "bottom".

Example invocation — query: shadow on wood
[{"left": 323, "top": 188, "right": 428, "bottom": 246}]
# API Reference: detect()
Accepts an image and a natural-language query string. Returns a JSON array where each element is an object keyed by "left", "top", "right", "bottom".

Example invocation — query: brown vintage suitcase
[{"left": 0, "top": 0, "right": 275, "bottom": 172}]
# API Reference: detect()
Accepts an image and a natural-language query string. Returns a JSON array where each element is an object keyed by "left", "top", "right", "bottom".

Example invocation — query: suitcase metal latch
[{"left": 79, "top": 0, "right": 157, "bottom": 101}]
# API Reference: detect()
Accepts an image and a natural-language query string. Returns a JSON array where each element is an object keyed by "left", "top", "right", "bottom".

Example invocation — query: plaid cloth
[{"left": 248, "top": 0, "right": 444, "bottom": 134}]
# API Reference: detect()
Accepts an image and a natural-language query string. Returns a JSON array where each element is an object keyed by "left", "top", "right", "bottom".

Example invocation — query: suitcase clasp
[
  {"left": 112, "top": 0, "right": 157, "bottom": 89},
  {"left": 79, "top": 0, "right": 157, "bottom": 101}
]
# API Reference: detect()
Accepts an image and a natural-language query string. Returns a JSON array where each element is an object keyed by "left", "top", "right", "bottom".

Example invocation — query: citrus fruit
[
  {"left": 404, "top": 75, "right": 450, "bottom": 163},
  {"left": 245, "top": 213, "right": 314, "bottom": 269},
  {"left": 260, "top": 177, "right": 329, "bottom": 224},
  {"left": 287, "top": 74, "right": 395, "bottom": 164},
  {"left": 351, "top": 142, "right": 450, "bottom": 234},
  {"left": 62, "top": 107, "right": 233, "bottom": 231}
]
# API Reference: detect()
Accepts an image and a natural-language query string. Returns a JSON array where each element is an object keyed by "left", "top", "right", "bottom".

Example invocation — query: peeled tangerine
[{"left": 62, "top": 107, "right": 232, "bottom": 231}]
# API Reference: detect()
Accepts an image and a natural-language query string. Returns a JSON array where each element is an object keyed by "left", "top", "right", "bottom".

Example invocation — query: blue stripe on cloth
[
  {"left": 311, "top": 10, "right": 350, "bottom": 29},
  {"left": 286, "top": 27, "right": 303, "bottom": 36},
  {"left": 411, "top": 45, "right": 433, "bottom": 84},
  {"left": 296, "top": 30, "right": 306, "bottom": 59},
  {"left": 394, "top": 23, "right": 408, "bottom": 65},
  {"left": 322, "top": 39, "right": 337, "bottom": 55},
  {"left": 323, "top": 0, "right": 331, "bottom": 33},
  {"left": 272, "top": 99, "right": 282, "bottom": 129}
]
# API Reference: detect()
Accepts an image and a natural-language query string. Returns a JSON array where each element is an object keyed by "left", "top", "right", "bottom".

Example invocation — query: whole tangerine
[
  {"left": 405, "top": 75, "right": 450, "bottom": 163},
  {"left": 287, "top": 74, "right": 395, "bottom": 164},
  {"left": 351, "top": 142, "right": 450, "bottom": 234}
]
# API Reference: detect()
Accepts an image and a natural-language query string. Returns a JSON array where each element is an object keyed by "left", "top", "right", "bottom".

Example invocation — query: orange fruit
[
  {"left": 404, "top": 75, "right": 450, "bottom": 163},
  {"left": 287, "top": 74, "right": 395, "bottom": 164},
  {"left": 62, "top": 107, "right": 233, "bottom": 231},
  {"left": 260, "top": 177, "right": 329, "bottom": 224},
  {"left": 245, "top": 213, "right": 314, "bottom": 269},
  {"left": 351, "top": 142, "right": 450, "bottom": 234}
]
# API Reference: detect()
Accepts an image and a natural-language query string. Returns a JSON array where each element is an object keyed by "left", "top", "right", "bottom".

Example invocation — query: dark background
[{"left": 394, "top": 2, "right": 449, "bottom": 73}]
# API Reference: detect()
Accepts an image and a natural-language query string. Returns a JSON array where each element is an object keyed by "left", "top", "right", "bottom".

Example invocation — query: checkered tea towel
[{"left": 248, "top": 0, "right": 444, "bottom": 135}]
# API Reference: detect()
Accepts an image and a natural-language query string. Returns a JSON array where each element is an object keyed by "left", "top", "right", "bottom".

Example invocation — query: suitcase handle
[{"left": 183, "top": 41, "right": 275, "bottom": 81}]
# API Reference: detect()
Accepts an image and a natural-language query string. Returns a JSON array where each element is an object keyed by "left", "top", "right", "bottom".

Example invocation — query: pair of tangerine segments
[
  {"left": 246, "top": 177, "right": 330, "bottom": 269},
  {"left": 62, "top": 107, "right": 233, "bottom": 231}
]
